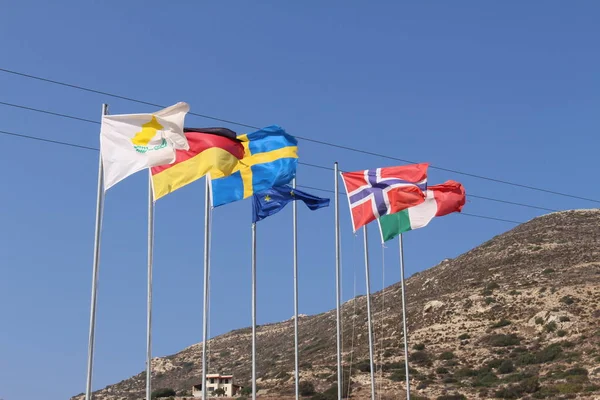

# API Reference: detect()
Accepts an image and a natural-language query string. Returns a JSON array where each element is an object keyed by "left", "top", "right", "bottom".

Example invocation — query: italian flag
[{"left": 378, "top": 180, "right": 466, "bottom": 242}]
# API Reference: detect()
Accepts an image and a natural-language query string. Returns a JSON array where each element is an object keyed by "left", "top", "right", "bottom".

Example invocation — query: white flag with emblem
[{"left": 100, "top": 102, "right": 190, "bottom": 191}]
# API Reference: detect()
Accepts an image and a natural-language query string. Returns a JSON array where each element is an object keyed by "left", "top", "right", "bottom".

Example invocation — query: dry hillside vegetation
[{"left": 73, "top": 209, "right": 600, "bottom": 400}]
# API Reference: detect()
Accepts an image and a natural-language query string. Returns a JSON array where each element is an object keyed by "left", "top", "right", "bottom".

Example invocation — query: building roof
[{"left": 205, "top": 373, "right": 233, "bottom": 378}]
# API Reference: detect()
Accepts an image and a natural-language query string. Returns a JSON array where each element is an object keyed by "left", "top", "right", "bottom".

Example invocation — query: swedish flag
[{"left": 210, "top": 125, "right": 298, "bottom": 207}]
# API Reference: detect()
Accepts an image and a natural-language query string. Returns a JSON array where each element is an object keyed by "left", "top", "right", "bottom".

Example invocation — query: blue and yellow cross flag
[
  {"left": 210, "top": 125, "right": 298, "bottom": 207},
  {"left": 252, "top": 185, "right": 330, "bottom": 223}
]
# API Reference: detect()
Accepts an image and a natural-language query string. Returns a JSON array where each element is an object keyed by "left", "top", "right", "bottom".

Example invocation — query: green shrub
[
  {"left": 496, "top": 378, "right": 541, "bottom": 398},
  {"left": 519, "top": 377, "right": 540, "bottom": 394},
  {"left": 559, "top": 315, "right": 570, "bottom": 322},
  {"left": 542, "top": 268, "right": 555, "bottom": 274},
  {"left": 485, "top": 297, "right": 496, "bottom": 305},
  {"left": 439, "top": 351, "right": 455, "bottom": 360},
  {"left": 299, "top": 381, "right": 316, "bottom": 396},
  {"left": 436, "top": 395, "right": 466, "bottom": 400},
  {"left": 356, "top": 359, "right": 371, "bottom": 372},
  {"left": 565, "top": 367, "right": 588, "bottom": 377},
  {"left": 557, "top": 329, "right": 567, "bottom": 337},
  {"left": 518, "top": 343, "right": 563, "bottom": 365},
  {"left": 486, "top": 282, "right": 500, "bottom": 290},
  {"left": 495, "top": 386, "right": 522, "bottom": 399},
  {"left": 473, "top": 371, "right": 499, "bottom": 387},
  {"left": 320, "top": 379, "right": 351, "bottom": 399},
  {"left": 436, "top": 366, "right": 449, "bottom": 374},
  {"left": 536, "top": 343, "right": 562, "bottom": 363},
  {"left": 485, "top": 334, "right": 520, "bottom": 347},
  {"left": 390, "top": 370, "right": 404, "bottom": 382},
  {"left": 544, "top": 321, "right": 557, "bottom": 332},
  {"left": 410, "top": 351, "right": 430, "bottom": 365},
  {"left": 560, "top": 295, "right": 575, "bottom": 305},
  {"left": 241, "top": 387, "right": 252, "bottom": 396},
  {"left": 508, "top": 290, "right": 521, "bottom": 296},
  {"left": 516, "top": 352, "right": 536, "bottom": 366},
  {"left": 498, "top": 360, "right": 515, "bottom": 374},
  {"left": 554, "top": 382, "right": 584, "bottom": 394},
  {"left": 416, "top": 379, "right": 433, "bottom": 390},
  {"left": 458, "top": 333, "right": 470, "bottom": 340},
  {"left": 487, "top": 358, "right": 503, "bottom": 369},
  {"left": 534, "top": 317, "right": 544, "bottom": 325},
  {"left": 151, "top": 388, "right": 176, "bottom": 399},
  {"left": 503, "top": 372, "right": 533, "bottom": 383},
  {"left": 454, "top": 367, "right": 477, "bottom": 378},
  {"left": 491, "top": 319, "right": 511, "bottom": 329},
  {"left": 413, "top": 343, "right": 425, "bottom": 350}
]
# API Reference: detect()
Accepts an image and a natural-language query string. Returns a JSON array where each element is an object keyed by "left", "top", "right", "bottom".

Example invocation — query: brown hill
[{"left": 73, "top": 209, "right": 600, "bottom": 400}]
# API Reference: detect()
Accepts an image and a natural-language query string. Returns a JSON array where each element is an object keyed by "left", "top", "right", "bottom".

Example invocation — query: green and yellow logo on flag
[{"left": 131, "top": 116, "right": 168, "bottom": 154}]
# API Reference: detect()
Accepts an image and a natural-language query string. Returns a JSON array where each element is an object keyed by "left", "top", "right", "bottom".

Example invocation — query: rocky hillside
[{"left": 73, "top": 209, "right": 600, "bottom": 400}]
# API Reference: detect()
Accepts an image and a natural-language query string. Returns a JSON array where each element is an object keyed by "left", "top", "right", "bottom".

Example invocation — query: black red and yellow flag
[{"left": 151, "top": 128, "right": 244, "bottom": 200}]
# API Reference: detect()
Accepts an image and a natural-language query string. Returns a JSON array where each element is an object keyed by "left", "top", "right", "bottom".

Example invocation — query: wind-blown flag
[
  {"left": 252, "top": 185, "right": 330, "bottom": 222},
  {"left": 211, "top": 125, "right": 298, "bottom": 207},
  {"left": 340, "top": 163, "right": 428, "bottom": 232},
  {"left": 150, "top": 128, "right": 245, "bottom": 200},
  {"left": 378, "top": 180, "right": 466, "bottom": 242},
  {"left": 100, "top": 102, "right": 190, "bottom": 191}
]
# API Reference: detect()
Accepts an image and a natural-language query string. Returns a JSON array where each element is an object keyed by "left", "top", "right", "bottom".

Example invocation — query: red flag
[{"left": 340, "top": 163, "right": 428, "bottom": 232}]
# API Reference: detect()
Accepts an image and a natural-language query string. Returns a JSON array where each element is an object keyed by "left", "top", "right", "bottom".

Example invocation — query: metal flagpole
[
  {"left": 85, "top": 103, "right": 108, "bottom": 400},
  {"left": 399, "top": 234, "right": 411, "bottom": 399},
  {"left": 251, "top": 222, "right": 257, "bottom": 400},
  {"left": 292, "top": 178, "right": 300, "bottom": 400},
  {"left": 146, "top": 172, "right": 155, "bottom": 400},
  {"left": 363, "top": 226, "right": 376, "bottom": 400},
  {"left": 201, "top": 178, "right": 211, "bottom": 400},
  {"left": 334, "top": 162, "right": 342, "bottom": 400}
]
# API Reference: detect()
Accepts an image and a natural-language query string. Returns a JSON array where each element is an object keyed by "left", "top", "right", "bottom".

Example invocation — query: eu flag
[{"left": 252, "top": 185, "right": 330, "bottom": 222}]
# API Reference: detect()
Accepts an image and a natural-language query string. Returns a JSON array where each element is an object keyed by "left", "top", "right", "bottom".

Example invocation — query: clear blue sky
[{"left": 1, "top": 2, "right": 599, "bottom": 399}]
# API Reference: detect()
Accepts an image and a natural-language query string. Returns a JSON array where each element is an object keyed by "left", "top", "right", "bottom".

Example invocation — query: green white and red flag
[{"left": 377, "top": 180, "right": 466, "bottom": 242}]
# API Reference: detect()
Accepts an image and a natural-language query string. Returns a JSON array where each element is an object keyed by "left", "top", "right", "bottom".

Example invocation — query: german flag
[{"left": 151, "top": 128, "right": 245, "bottom": 200}]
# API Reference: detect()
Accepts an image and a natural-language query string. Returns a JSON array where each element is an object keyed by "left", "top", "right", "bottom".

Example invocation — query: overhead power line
[
  {"left": 0, "top": 100, "right": 570, "bottom": 213},
  {"left": 1, "top": 67, "right": 598, "bottom": 204},
  {"left": 0, "top": 128, "right": 525, "bottom": 225},
  {"left": 0, "top": 129, "right": 97, "bottom": 151}
]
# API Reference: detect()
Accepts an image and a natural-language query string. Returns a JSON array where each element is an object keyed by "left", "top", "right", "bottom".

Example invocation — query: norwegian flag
[{"left": 340, "top": 163, "right": 429, "bottom": 232}]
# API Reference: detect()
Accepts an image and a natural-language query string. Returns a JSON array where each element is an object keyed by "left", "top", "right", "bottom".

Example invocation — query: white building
[{"left": 192, "top": 374, "right": 243, "bottom": 398}]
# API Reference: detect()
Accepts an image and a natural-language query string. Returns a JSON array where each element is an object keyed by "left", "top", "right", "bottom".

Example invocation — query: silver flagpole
[
  {"left": 251, "top": 222, "right": 257, "bottom": 400},
  {"left": 399, "top": 234, "right": 411, "bottom": 399},
  {"left": 292, "top": 178, "right": 300, "bottom": 400},
  {"left": 363, "top": 226, "right": 376, "bottom": 400},
  {"left": 334, "top": 163, "right": 342, "bottom": 400},
  {"left": 146, "top": 172, "right": 155, "bottom": 400},
  {"left": 85, "top": 103, "right": 108, "bottom": 400},
  {"left": 201, "top": 178, "right": 211, "bottom": 400}
]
